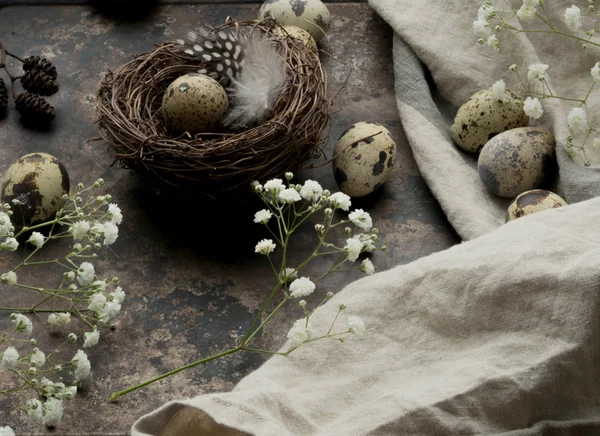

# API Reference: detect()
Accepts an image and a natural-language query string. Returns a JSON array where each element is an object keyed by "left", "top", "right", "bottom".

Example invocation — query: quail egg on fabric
[
  {"left": 451, "top": 87, "right": 528, "bottom": 153},
  {"left": 478, "top": 127, "right": 555, "bottom": 198},
  {"left": 162, "top": 73, "right": 229, "bottom": 135},
  {"left": 506, "top": 189, "right": 567, "bottom": 222},
  {"left": 333, "top": 122, "right": 396, "bottom": 197},
  {"left": 259, "top": 0, "right": 331, "bottom": 42},
  {"left": 273, "top": 26, "right": 318, "bottom": 53},
  {"left": 1, "top": 153, "right": 69, "bottom": 228}
]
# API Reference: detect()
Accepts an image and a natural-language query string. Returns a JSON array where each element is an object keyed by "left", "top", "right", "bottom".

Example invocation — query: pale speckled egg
[
  {"left": 162, "top": 73, "right": 229, "bottom": 135},
  {"left": 273, "top": 26, "right": 318, "bottom": 53},
  {"left": 451, "top": 87, "right": 528, "bottom": 153},
  {"left": 1, "top": 153, "right": 69, "bottom": 228},
  {"left": 478, "top": 127, "right": 555, "bottom": 198},
  {"left": 333, "top": 122, "right": 396, "bottom": 197},
  {"left": 259, "top": 0, "right": 330, "bottom": 42},
  {"left": 506, "top": 189, "right": 567, "bottom": 222}
]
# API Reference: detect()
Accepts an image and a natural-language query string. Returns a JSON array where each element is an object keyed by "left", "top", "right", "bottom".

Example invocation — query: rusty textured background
[{"left": 0, "top": 1, "right": 459, "bottom": 434}]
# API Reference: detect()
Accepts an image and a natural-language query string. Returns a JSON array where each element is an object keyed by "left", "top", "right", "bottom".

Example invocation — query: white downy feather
[{"left": 224, "top": 32, "right": 286, "bottom": 128}]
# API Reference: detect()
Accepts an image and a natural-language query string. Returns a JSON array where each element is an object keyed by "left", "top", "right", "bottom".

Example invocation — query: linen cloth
[{"left": 133, "top": 1, "right": 600, "bottom": 434}]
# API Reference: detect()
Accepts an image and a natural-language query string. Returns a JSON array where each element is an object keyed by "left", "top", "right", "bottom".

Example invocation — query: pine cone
[
  {"left": 20, "top": 69, "right": 59, "bottom": 96},
  {"left": 0, "top": 78, "right": 7, "bottom": 115},
  {"left": 15, "top": 93, "right": 55, "bottom": 124},
  {"left": 22, "top": 56, "right": 57, "bottom": 80}
]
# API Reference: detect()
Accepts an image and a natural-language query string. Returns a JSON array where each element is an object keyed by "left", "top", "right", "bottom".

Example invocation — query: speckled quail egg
[
  {"left": 451, "top": 87, "right": 528, "bottom": 153},
  {"left": 478, "top": 127, "right": 555, "bottom": 198},
  {"left": 506, "top": 189, "right": 567, "bottom": 222},
  {"left": 273, "top": 26, "right": 318, "bottom": 53},
  {"left": 259, "top": 0, "right": 330, "bottom": 42},
  {"left": 162, "top": 73, "right": 229, "bottom": 135},
  {"left": 1, "top": 153, "right": 69, "bottom": 229},
  {"left": 333, "top": 122, "right": 396, "bottom": 197}
]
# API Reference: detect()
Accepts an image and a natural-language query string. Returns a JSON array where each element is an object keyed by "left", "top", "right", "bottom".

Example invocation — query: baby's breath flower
[
  {"left": 30, "top": 348, "right": 46, "bottom": 367},
  {"left": 1, "top": 346, "right": 19, "bottom": 369},
  {"left": 87, "top": 293, "right": 107, "bottom": 312},
  {"left": 65, "top": 271, "right": 75, "bottom": 281},
  {"left": 564, "top": 5, "right": 582, "bottom": 30},
  {"left": 0, "top": 427, "right": 15, "bottom": 436},
  {"left": 11, "top": 313, "right": 33, "bottom": 335},
  {"left": 328, "top": 192, "right": 351, "bottom": 211},
  {"left": 314, "top": 224, "right": 325, "bottom": 233},
  {"left": 527, "top": 63, "right": 549, "bottom": 83},
  {"left": 27, "top": 399, "right": 43, "bottom": 424},
  {"left": 289, "top": 277, "right": 316, "bottom": 298},
  {"left": 1, "top": 271, "right": 17, "bottom": 286},
  {"left": 72, "top": 350, "right": 91, "bottom": 382},
  {"left": 360, "top": 258, "right": 375, "bottom": 276},
  {"left": 517, "top": 0, "right": 538, "bottom": 21},
  {"left": 473, "top": 19, "right": 492, "bottom": 37},
  {"left": 64, "top": 386, "right": 77, "bottom": 400},
  {"left": 490, "top": 80, "right": 506, "bottom": 103},
  {"left": 77, "top": 262, "right": 95, "bottom": 286},
  {"left": 523, "top": 97, "right": 543, "bottom": 119},
  {"left": 43, "top": 397, "right": 64, "bottom": 427},
  {"left": 27, "top": 231, "right": 45, "bottom": 249},
  {"left": 83, "top": 329, "right": 100, "bottom": 348},
  {"left": 298, "top": 300, "right": 307, "bottom": 308},
  {"left": 487, "top": 34, "right": 499, "bottom": 50},
  {"left": 264, "top": 179, "right": 285, "bottom": 194},
  {"left": 92, "top": 222, "right": 119, "bottom": 246},
  {"left": 280, "top": 267, "right": 298, "bottom": 282},
  {"left": 73, "top": 243, "right": 83, "bottom": 252},
  {"left": 300, "top": 180, "right": 323, "bottom": 202},
  {"left": 0, "top": 212, "right": 12, "bottom": 235},
  {"left": 111, "top": 286, "right": 125, "bottom": 304},
  {"left": 107, "top": 203, "right": 123, "bottom": 225},
  {"left": 287, "top": 320, "right": 309, "bottom": 348},
  {"left": 254, "top": 183, "right": 263, "bottom": 193},
  {"left": 348, "top": 209, "right": 373, "bottom": 231},
  {"left": 477, "top": 3, "right": 496, "bottom": 21},
  {"left": 591, "top": 62, "right": 600, "bottom": 82},
  {"left": 567, "top": 107, "right": 588, "bottom": 133},
  {"left": 344, "top": 237, "right": 363, "bottom": 262},
  {"left": 47, "top": 312, "right": 71, "bottom": 328},
  {"left": 254, "top": 209, "right": 272, "bottom": 224},
  {"left": 255, "top": 239, "right": 276, "bottom": 255},
  {"left": 593, "top": 137, "right": 600, "bottom": 149},
  {"left": 348, "top": 316, "right": 366, "bottom": 335},
  {"left": 2, "top": 237, "right": 18, "bottom": 252},
  {"left": 100, "top": 300, "right": 121, "bottom": 322},
  {"left": 92, "top": 280, "right": 108, "bottom": 291},
  {"left": 278, "top": 188, "right": 302, "bottom": 203}
]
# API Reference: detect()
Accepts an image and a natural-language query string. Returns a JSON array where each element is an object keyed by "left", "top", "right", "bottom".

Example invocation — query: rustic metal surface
[{"left": 0, "top": 2, "right": 459, "bottom": 434}]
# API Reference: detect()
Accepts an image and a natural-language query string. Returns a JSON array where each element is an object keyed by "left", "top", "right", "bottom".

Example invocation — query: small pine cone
[
  {"left": 20, "top": 69, "right": 59, "bottom": 96},
  {"left": 15, "top": 92, "right": 56, "bottom": 124},
  {"left": 22, "top": 56, "right": 57, "bottom": 80},
  {"left": 0, "top": 78, "right": 7, "bottom": 115}
]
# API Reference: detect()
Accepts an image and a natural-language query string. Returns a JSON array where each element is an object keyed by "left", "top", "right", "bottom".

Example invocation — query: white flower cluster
[{"left": 0, "top": 205, "right": 18, "bottom": 253}]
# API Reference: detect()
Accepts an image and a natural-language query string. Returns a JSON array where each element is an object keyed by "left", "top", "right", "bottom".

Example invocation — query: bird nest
[{"left": 95, "top": 21, "right": 329, "bottom": 198}]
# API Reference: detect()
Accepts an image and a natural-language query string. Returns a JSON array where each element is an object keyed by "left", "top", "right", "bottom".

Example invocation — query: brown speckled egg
[
  {"left": 506, "top": 189, "right": 567, "bottom": 222},
  {"left": 259, "top": 0, "right": 330, "bottom": 42},
  {"left": 478, "top": 127, "right": 555, "bottom": 198},
  {"left": 162, "top": 73, "right": 229, "bottom": 135},
  {"left": 273, "top": 26, "right": 318, "bottom": 52},
  {"left": 1, "top": 153, "right": 69, "bottom": 228},
  {"left": 333, "top": 122, "right": 396, "bottom": 197},
  {"left": 451, "top": 87, "right": 528, "bottom": 153}
]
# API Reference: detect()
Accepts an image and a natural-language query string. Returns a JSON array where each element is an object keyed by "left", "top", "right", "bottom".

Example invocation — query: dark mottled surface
[{"left": 0, "top": 2, "right": 458, "bottom": 434}]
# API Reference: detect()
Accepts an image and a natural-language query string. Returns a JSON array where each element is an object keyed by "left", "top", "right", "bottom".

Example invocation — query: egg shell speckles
[
  {"left": 451, "top": 88, "right": 528, "bottom": 153},
  {"left": 162, "top": 73, "right": 229, "bottom": 135},
  {"left": 273, "top": 26, "right": 318, "bottom": 53},
  {"left": 478, "top": 127, "right": 555, "bottom": 198},
  {"left": 333, "top": 122, "right": 396, "bottom": 198},
  {"left": 506, "top": 189, "right": 567, "bottom": 222},
  {"left": 1, "top": 152, "right": 70, "bottom": 228},
  {"left": 259, "top": 0, "right": 330, "bottom": 42}
]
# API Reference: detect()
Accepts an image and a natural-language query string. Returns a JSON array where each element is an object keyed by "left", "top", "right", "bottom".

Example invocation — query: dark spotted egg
[
  {"left": 162, "top": 73, "right": 229, "bottom": 135},
  {"left": 259, "top": 0, "right": 331, "bottom": 42},
  {"left": 332, "top": 122, "right": 396, "bottom": 198},
  {"left": 451, "top": 87, "right": 528, "bottom": 153},
  {"left": 506, "top": 189, "right": 567, "bottom": 222},
  {"left": 478, "top": 127, "right": 555, "bottom": 198},
  {"left": 1, "top": 153, "right": 69, "bottom": 228}
]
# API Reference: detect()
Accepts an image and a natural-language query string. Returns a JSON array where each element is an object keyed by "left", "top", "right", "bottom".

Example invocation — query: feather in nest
[{"left": 223, "top": 32, "right": 287, "bottom": 129}]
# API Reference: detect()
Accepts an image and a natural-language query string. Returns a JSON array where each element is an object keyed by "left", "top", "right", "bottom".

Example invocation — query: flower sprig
[
  {"left": 108, "top": 173, "right": 386, "bottom": 402},
  {"left": 473, "top": 0, "right": 600, "bottom": 165},
  {"left": 0, "top": 178, "right": 124, "bottom": 429}
]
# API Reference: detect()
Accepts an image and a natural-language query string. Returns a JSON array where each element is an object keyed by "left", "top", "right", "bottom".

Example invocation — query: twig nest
[
  {"left": 452, "top": 87, "right": 528, "bottom": 153},
  {"left": 1, "top": 153, "right": 69, "bottom": 228},
  {"left": 478, "top": 127, "right": 555, "bottom": 198},
  {"left": 506, "top": 189, "right": 567, "bottom": 222},
  {"left": 162, "top": 73, "right": 229, "bottom": 135},
  {"left": 259, "top": 0, "right": 330, "bottom": 42},
  {"left": 272, "top": 26, "right": 318, "bottom": 53},
  {"left": 333, "top": 122, "right": 396, "bottom": 197}
]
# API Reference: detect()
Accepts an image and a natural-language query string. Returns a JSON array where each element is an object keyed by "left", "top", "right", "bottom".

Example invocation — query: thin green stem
[{"left": 240, "top": 346, "right": 287, "bottom": 356}]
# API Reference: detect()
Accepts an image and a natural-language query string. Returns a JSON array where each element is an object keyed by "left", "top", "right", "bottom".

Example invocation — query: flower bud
[
  {"left": 76, "top": 182, "right": 84, "bottom": 190},
  {"left": 327, "top": 292, "right": 334, "bottom": 299},
  {"left": 477, "top": 38, "right": 484, "bottom": 45},
  {"left": 29, "top": 338, "right": 37, "bottom": 346},
  {"left": 112, "top": 277, "right": 119, "bottom": 283},
  {"left": 381, "top": 245, "right": 388, "bottom": 251},
  {"left": 344, "top": 227, "right": 351, "bottom": 235},
  {"left": 94, "top": 243, "right": 102, "bottom": 250},
  {"left": 55, "top": 393, "right": 63, "bottom": 400},
  {"left": 314, "top": 224, "right": 325, "bottom": 232},
  {"left": 68, "top": 284, "right": 78, "bottom": 291},
  {"left": 67, "top": 333, "right": 77, "bottom": 343},
  {"left": 76, "top": 197, "right": 83, "bottom": 204},
  {"left": 61, "top": 194, "right": 69, "bottom": 200},
  {"left": 339, "top": 303, "right": 347, "bottom": 310},
  {"left": 94, "top": 178, "right": 104, "bottom": 188},
  {"left": 28, "top": 367, "right": 37, "bottom": 375},
  {"left": 322, "top": 189, "right": 330, "bottom": 197},
  {"left": 324, "top": 208, "right": 333, "bottom": 216},
  {"left": 284, "top": 172, "right": 293, "bottom": 180},
  {"left": 509, "top": 64, "right": 518, "bottom": 72},
  {"left": 299, "top": 300, "right": 307, "bottom": 308},
  {"left": 254, "top": 184, "right": 264, "bottom": 193}
]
